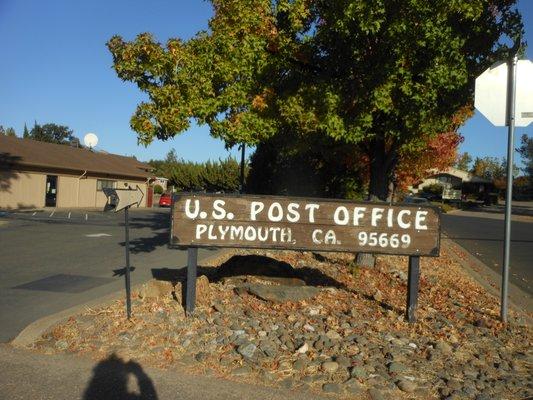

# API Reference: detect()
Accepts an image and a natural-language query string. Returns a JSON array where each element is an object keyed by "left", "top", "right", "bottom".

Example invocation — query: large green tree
[
  {"left": 27, "top": 122, "right": 79, "bottom": 146},
  {"left": 108, "top": 0, "right": 523, "bottom": 200},
  {"left": 517, "top": 134, "right": 533, "bottom": 193},
  {"left": 455, "top": 152, "right": 473, "bottom": 171}
]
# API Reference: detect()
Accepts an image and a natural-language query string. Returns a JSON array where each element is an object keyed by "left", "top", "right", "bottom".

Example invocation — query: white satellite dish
[{"left": 83, "top": 133, "right": 99, "bottom": 149}]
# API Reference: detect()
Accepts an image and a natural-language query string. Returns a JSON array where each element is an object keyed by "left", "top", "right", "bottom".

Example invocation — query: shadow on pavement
[{"left": 83, "top": 353, "right": 158, "bottom": 400}]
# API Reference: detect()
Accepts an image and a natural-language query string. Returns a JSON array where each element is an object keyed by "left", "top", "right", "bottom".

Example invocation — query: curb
[
  {"left": 11, "top": 249, "right": 232, "bottom": 348},
  {"left": 442, "top": 237, "right": 532, "bottom": 323}
]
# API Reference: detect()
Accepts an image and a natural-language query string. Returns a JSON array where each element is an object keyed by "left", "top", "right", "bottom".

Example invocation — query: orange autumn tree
[{"left": 396, "top": 107, "right": 473, "bottom": 191}]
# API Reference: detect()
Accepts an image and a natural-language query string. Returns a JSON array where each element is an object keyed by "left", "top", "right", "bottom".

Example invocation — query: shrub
[
  {"left": 422, "top": 183, "right": 444, "bottom": 195},
  {"left": 153, "top": 184, "right": 164, "bottom": 195}
]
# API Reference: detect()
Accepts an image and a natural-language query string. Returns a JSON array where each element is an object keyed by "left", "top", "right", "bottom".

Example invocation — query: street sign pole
[
  {"left": 501, "top": 54, "right": 518, "bottom": 323},
  {"left": 102, "top": 185, "right": 144, "bottom": 320},
  {"left": 124, "top": 205, "right": 132, "bottom": 320}
]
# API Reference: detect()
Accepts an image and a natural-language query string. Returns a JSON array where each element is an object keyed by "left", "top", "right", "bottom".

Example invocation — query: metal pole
[
  {"left": 186, "top": 247, "right": 198, "bottom": 315},
  {"left": 406, "top": 256, "right": 420, "bottom": 323},
  {"left": 240, "top": 144, "right": 246, "bottom": 194},
  {"left": 124, "top": 206, "right": 132, "bottom": 319},
  {"left": 501, "top": 54, "right": 518, "bottom": 323}
]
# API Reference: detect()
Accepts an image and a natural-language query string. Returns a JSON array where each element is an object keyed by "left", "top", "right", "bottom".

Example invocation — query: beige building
[{"left": 0, "top": 135, "right": 153, "bottom": 209}]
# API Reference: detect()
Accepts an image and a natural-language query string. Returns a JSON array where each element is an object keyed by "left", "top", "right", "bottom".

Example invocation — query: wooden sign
[{"left": 171, "top": 194, "right": 440, "bottom": 256}]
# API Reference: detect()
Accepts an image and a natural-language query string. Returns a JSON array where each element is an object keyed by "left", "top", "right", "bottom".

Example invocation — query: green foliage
[
  {"left": 347, "top": 259, "right": 361, "bottom": 279},
  {"left": 517, "top": 134, "right": 533, "bottom": 197},
  {"left": 0, "top": 126, "right": 17, "bottom": 137},
  {"left": 23, "top": 123, "right": 29, "bottom": 138},
  {"left": 108, "top": 0, "right": 523, "bottom": 199},
  {"left": 246, "top": 131, "right": 367, "bottom": 199},
  {"left": 430, "top": 201, "right": 456, "bottom": 213},
  {"left": 148, "top": 154, "right": 244, "bottom": 193},
  {"left": 27, "top": 122, "right": 78, "bottom": 145},
  {"left": 455, "top": 152, "right": 472, "bottom": 171},
  {"left": 422, "top": 183, "right": 444, "bottom": 195},
  {"left": 518, "top": 134, "right": 533, "bottom": 179},
  {"left": 471, "top": 156, "right": 508, "bottom": 180},
  {"left": 153, "top": 184, "right": 164, "bottom": 195}
]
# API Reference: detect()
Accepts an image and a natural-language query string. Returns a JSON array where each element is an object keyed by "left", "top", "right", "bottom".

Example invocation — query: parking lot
[{"left": 0, "top": 208, "right": 216, "bottom": 342}]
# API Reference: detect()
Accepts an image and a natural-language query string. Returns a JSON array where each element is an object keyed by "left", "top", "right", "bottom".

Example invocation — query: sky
[{"left": 0, "top": 0, "right": 532, "bottom": 166}]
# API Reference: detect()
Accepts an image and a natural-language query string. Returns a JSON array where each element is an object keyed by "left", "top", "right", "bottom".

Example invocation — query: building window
[{"left": 97, "top": 179, "right": 116, "bottom": 191}]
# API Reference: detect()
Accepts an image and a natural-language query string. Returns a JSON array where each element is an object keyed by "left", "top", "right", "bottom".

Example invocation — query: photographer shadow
[{"left": 83, "top": 354, "right": 158, "bottom": 400}]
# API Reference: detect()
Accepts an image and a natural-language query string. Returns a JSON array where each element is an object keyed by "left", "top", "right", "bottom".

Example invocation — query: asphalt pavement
[
  {"left": 0, "top": 344, "right": 328, "bottom": 400},
  {"left": 0, "top": 208, "right": 217, "bottom": 343},
  {"left": 441, "top": 210, "right": 532, "bottom": 297}
]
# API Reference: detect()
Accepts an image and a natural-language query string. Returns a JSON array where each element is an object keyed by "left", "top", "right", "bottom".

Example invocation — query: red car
[{"left": 159, "top": 193, "right": 172, "bottom": 207}]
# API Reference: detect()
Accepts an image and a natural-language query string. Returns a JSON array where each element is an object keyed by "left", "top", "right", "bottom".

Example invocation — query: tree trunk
[
  {"left": 357, "top": 137, "right": 399, "bottom": 268},
  {"left": 368, "top": 137, "right": 392, "bottom": 201}
]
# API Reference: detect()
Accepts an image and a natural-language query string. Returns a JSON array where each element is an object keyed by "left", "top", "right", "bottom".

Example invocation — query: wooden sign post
[{"left": 170, "top": 194, "right": 441, "bottom": 322}]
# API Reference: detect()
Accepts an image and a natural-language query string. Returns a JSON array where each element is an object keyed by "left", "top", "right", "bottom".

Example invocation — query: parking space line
[
  {"left": 68, "top": 212, "right": 71, "bottom": 219},
  {"left": 49, "top": 211, "right": 55, "bottom": 217},
  {"left": 32, "top": 212, "right": 36, "bottom": 216}
]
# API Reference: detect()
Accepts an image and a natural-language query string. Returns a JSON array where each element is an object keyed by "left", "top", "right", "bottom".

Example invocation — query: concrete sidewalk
[{"left": 0, "top": 344, "right": 330, "bottom": 400}]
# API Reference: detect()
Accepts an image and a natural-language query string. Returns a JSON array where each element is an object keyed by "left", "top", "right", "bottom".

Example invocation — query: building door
[{"left": 45, "top": 175, "right": 58, "bottom": 207}]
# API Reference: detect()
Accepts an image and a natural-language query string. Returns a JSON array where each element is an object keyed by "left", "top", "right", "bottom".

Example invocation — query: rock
[
  {"left": 296, "top": 342, "right": 309, "bottom": 354},
  {"left": 308, "top": 307, "right": 320, "bottom": 316},
  {"left": 260, "top": 371, "right": 275, "bottom": 382},
  {"left": 388, "top": 362, "right": 407, "bottom": 374},
  {"left": 322, "top": 361, "right": 339, "bottom": 374},
  {"left": 373, "top": 290, "right": 384, "bottom": 302},
  {"left": 196, "top": 275, "right": 211, "bottom": 305},
  {"left": 368, "top": 388, "right": 389, "bottom": 400},
  {"left": 240, "top": 283, "right": 319, "bottom": 303},
  {"left": 259, "top": 340, "right": 278, "bottom": 358},
  {"left": 351, "top": 367, "right": 368, "bottom": 379},
  {"left": 300, "top": 376, "right": 315, "bottom": 384},
  {"left": 435, "top": 340, "right": 453, "bottom": 355},
  {"left": 322, "top": 383, "right": 342, "bottom": 393},
  {"left": 237, "top": 342, "right": 257, "bottom": 359},
  {"left": 344, "top": 378, "right": 365, "bottom": 394},
  {"left": 446, "top": 378, "right": 461, "bottom": 391},
  {"left": 195, "top": 352, "right": 208, "bottom": 362},
  {"left": 138, "top": 280, "right": 173, "bottom": 300},
  {"left": 397, "top": 379, "right": 416, "bottom": 393},
  {"left": 280, "top": 377, "right": 295, "bottom": 389},
  {"left": 314, "top": 340, "right": 324, "bottom": 351},
  {"left": 335, "top": 355, "right": 351, "bottom": 368},
  {"left": 231, "top": 366, "right": 252, "bottom": 376},
  {"left": 326, "top": 330, "right": 342, "bottom": 340},
  {"left": 293, "top": 357, "right": 309, "bottom": 371}
]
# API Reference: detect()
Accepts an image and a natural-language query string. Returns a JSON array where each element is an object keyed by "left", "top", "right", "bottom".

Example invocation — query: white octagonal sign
[{"left": 475, "top": 59, "right": 533, "bottom": 127}]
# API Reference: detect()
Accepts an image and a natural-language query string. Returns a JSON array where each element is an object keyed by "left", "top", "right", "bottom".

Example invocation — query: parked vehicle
[
  {"left": 159, "top": 192, "right": 172, "bottom": 207},
  {"left": 403, "top": 196, "right": 430, "bottom": 204},
  {"left": 419, "top": 192, "right": 440, "bottom": 201}
]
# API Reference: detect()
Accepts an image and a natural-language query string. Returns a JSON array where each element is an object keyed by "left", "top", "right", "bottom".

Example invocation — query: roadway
[
  {"left": 1, "top": 206, "right": 531, "bottom": 342},
  {"left": 441, "top": 209, "right": 532, "bottom": 297},
  {"left": 0, "top": 208, "right": 217, "bottom": 343}
]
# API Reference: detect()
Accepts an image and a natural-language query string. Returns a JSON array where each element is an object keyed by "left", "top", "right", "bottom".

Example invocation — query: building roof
[
  {"left": 0, "top": 135, "right": 153, "bottom": 179},
  {"left": 427, "top": 167, "right": 492, "bottom": 183}
]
